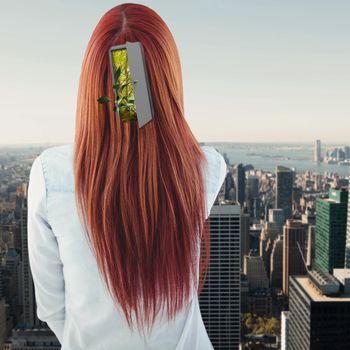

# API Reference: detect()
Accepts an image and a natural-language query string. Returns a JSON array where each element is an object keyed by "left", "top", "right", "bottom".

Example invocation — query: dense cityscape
[
  {"left": 199, "top": 139, "right": 350, "bottom": 349},
  {"left": 0, "top": 141, "right": 349, "bottom": 349}
]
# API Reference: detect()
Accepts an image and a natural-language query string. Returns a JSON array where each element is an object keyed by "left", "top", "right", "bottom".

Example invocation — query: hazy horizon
[
  {"left": 0, "top": 140, "right": 348, "bottom": 147},
  {"left": 0, "top": 0, "right": 349, "bottom": 144}
]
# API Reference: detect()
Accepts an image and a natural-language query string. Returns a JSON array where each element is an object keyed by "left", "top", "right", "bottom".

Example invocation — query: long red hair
[{"left": 73, "top": 3, "right": 210, "bottom": 336}]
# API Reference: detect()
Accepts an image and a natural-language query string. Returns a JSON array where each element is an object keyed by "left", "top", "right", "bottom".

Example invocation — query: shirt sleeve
[
  {"left": 203, "top": 147, "right": 227, "bottom": 218},
  {"left": 27, "top": 155, "right": 66, "bottom": 344}
]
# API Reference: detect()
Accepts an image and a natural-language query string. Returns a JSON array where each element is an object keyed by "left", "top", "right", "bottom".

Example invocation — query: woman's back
[{"left": 28, "top": 142, "right": 226, "bottom": 349}]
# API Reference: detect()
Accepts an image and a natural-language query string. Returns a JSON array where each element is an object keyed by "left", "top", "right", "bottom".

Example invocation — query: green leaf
[
  {"left": 119, "top": 83, "right": 129, "bottom": 90},
  {"left": 114, "top": 67, "right": 121, "bottom": 80},
  {"left": 97, "top": 96, "right": 110, "bottom": 104}
]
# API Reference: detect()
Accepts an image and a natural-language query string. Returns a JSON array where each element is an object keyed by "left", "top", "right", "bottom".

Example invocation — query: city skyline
[
  {"left": 1, "top": 140, "right": 350, "bottom": 347},
  {"left": 0, "top": 0, "right": 349, "bottom": 144}
]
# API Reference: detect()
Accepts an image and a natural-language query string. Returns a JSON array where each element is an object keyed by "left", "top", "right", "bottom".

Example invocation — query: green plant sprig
[{"left": 97, "top": 63, "right": 137, "bottom": 123}]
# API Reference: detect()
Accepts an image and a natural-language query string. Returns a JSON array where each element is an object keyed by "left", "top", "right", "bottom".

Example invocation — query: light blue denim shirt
[{"left": 27, "top": 143, "right": 226, "bottom": 350}]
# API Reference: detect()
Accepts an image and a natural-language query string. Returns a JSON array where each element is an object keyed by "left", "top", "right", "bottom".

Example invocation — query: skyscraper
[
  {"left": 260, "top": 222, "right": 278, "bottom": 277},
  {"left": 314, "top": 139, "right": 321, "bottom": 163},
  {"left": 21, "top": 196, "right": 40, "bottom": 327},
  {"left": 246, "top": 175, "right": 259, "bottom": 216},
  {"left": 199, "top": 202, "right": 241, "bottom": 350},
  {"left": 224, "top": 171, "right": 235, "bottom": 201},
  {"left": 269, "top": 208, "right": 285, "bottom": 233},
  {"left": 345, "top": 146, "right": 350, "bottom": 160},
  {"left": 307, "top": 225, "right": 316, "bottom": 269},
  {"left": 315, "top": 187, "right": 348, "bottom": 274},
  {"left": 270, "top": 235, "right": 283, "bottom": 290},
  {"left": 288, "top": 270, "right": 350, "bottom": 350},
  {"left": 244, "top": 250, "right": 269, "bottom": 290},
  {"left": 240, "top": 213, "right": 250, "bottom": 269},
  {"left": 282, "top": 219, "right": 308, "bottom": 295},
  {"left": 276, "top": 166, "right": 293, "bottom": 220},
  {"left": 345, "top": 181, "right": 350, "bottom": 268},
  {"left": 234, "top": 163, "right": 245, "bottom": 207}
]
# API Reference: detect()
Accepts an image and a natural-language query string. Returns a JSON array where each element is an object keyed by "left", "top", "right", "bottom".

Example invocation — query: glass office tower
[{"left": 199, "top": 202, "right": 241, "bottom": 350}]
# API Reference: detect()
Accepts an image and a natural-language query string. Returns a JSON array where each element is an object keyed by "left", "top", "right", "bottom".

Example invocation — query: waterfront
[{"left": 207, "top": 142, "right": 350, "bottom": 177}]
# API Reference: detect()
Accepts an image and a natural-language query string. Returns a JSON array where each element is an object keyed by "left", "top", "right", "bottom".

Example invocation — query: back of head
[{"left": 73, "top": 3, "right": 210, "bottom": 337}]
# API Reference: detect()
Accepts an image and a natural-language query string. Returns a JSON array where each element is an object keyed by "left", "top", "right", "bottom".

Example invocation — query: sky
[{"left": 0, "top": 0, "right": 349, "bottom": 144}]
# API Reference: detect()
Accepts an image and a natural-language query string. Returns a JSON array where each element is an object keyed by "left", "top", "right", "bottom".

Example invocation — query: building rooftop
[
  {"left": 295, "top": 276, "right": 350, "bottom": 302},
  {"left": 334, "top": 268, "right": 350, "bottom": 281},
  {"left": 309, "top": 269, "right": 339, "bottom": 285},
  {"left": 285, "top": 219, "right": 306, "bottom": 228},
  {"left": 277, "top": 165, "right": 292, "bottom": 172},
  {"left": 333, "top": 269, "right": 350, "bottom": 295},
  {"left": 318, "top": 187, "right": 349, "bottom": 204},
  {"left": 209, "top": 202, "right": 241, "bottom": 215},
  {"left": 308, "top": 269, "right": 340, "bottom": 294}
]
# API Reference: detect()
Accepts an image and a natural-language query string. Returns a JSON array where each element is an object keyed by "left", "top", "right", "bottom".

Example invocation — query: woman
[{"left": 27, "top": 3, "right": 226, "bottom": 349}]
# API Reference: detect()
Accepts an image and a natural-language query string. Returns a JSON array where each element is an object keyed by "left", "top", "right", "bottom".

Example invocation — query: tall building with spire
[{"left": 282, "top": 220, "right": 308, "bottom": 295}]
